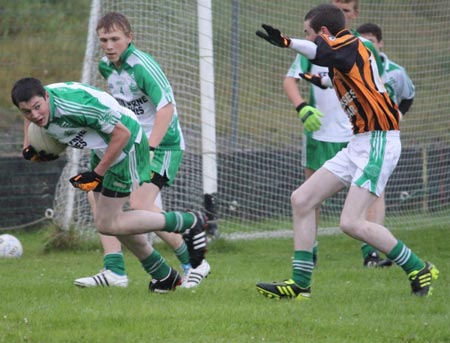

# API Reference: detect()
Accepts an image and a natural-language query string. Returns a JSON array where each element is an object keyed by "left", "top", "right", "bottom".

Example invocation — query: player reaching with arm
[
  {"left": 255, "top": 3, "right": 438, "bottom": 299},
  {"left": 73, "top": 12, "right": 210, "bottom": 289},
  {"left": 282, "top": 0, "right": 362, "bottom": 265},
  {"left": 12, "top": 77, "right": 208, "bottom": 293},
  {"left": 282, "top": 0, "right": 390, "bottom": 268}
]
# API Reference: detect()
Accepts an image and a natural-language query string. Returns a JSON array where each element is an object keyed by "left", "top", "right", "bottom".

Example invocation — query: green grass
[{"left": 1, "top": 226, "right": 449, "bottom": 343}]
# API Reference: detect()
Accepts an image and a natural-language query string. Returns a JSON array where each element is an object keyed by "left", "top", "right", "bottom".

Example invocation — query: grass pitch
[{"left": 0, "top": 225, "right": 449, "bottom": 343}]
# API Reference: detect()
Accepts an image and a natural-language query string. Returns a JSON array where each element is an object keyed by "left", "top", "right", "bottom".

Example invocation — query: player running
[
  {"left": 13, "top": 78, "right": 208, "bottom": 293},
  {"left": 283, "top": 0, "right": 394, "bottom": 268},
  {"left": 255, "top": 3, "right": 438, "bottom": 299}
]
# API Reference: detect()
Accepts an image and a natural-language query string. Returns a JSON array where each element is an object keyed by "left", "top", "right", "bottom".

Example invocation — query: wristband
[
  {"left": 149, "top": 146, "right": 156, "bottom": 151},
  {"left": 295, "top": 102, "right": 308, "bottom": 113}
]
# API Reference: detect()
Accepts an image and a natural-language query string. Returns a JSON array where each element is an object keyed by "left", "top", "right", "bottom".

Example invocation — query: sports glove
[
  {"left": 69, "top": 171, "right": 103, "bottom": 192},
  {"left": 256, "top": 24, "right": 291, "bottom": 48},
  {"left": 296, "top": 102, "right": 324, "bottom": 132},
  {"left": 22, "top": 145, "right": 59, "bottom": 162},
  {"left": 149, "top": 146, "right": 156, "bottom": 163},
  {"left": 299, "top": 73, "right": 328, "bottom": 90}
]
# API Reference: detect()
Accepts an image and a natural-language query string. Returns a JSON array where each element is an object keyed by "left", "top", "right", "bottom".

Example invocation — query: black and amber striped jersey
[{"left": 311, "top": 29, "right": 399, "bottom": 134}]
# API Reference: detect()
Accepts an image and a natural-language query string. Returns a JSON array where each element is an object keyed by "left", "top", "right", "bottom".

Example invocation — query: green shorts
[
  {"left": 151, "top": 149, "right": 183, "bottom": 187},
  {"left": 90, "top": 135, "right": 151, "bottom": 195},
  {"left": 302, "top": 131, "right": 348, "bottom": 171}
]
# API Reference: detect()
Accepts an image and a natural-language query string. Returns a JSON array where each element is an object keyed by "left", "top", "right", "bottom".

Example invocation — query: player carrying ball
[{"left": 12, "top": 77, "right": 208, "bottom": 293}]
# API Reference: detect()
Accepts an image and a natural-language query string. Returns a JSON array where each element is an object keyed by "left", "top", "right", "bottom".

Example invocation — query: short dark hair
[
  {"left": 11, "top": 77, "right": 46, "bottom": 107},
  {"left": 305, "top": 4, "right": 345, "bottom": 36},
  {"left": 96, "top": 12, "right": 132, "bottom": 35},
  {"left": 356, "top": 23, "right": 383, "bottom": 42}
]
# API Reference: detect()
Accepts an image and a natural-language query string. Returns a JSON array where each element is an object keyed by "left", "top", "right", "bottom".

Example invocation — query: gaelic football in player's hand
[{"left": 22, "top": 145, "right": 59, "bottom": 162}]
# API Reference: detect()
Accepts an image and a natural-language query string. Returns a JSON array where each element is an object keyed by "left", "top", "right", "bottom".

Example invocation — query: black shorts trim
[
  {"left": 101, "top": 187, "right": 130, "bottom": 198},
  {"left": 151, "top": 172, "right": 168, "bottom": 190}
]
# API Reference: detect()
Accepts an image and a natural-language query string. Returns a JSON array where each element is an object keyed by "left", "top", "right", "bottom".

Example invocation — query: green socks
[
  {"left": 292, "top": 250, "right": 314, "bottom": 289},
  {"left": 104, "top": 253, "right": 126, "bottom": 276},
  {"left": 361, "top": 243, "right": 377, "bottom": 259},
  {"left": 163, "top": 212, "right": 196, "bottom": 233},
  {"left": 140, "top": 250, "right": 171, "bottom": 280},
  {"left": 174, "top": 242, "right": 190, "bottom": 265},
  {"left": 387, "top": 240, "right": 425, "bottom": 274}
]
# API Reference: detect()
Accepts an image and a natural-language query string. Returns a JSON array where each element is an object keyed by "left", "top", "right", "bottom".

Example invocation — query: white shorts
[{"left": 323, "top": 131, "right": 401, "bottom": 196}]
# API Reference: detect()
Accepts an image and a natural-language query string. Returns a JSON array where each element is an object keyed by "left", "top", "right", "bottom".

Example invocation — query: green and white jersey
[
  {"left": 379, "top": 52, "right": 415, "bottom": 106},
  {"left": 287, "top": 55, "right": 352, "bottom": 143},
  {"left": 99, "top": 43, "right": 185, "bottom": 150},
  {"left": 44, "top": 82, "right": 143, "bottom": 165}
]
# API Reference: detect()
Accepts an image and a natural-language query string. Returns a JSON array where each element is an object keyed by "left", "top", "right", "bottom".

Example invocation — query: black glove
[
  {"left": 22, "top": 145, "right": 59, "bottom": 162},
  {"left": 256, "top": 24, "right": 291, "bottom": 48},
  {"left": 299, "top": 73, "right": 328, "bottom": 90},
  {"left": 69, "top": 171, "right": 103, "bottom": 192}
]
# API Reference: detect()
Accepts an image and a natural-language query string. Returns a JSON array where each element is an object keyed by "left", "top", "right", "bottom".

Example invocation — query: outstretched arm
[{"left": 256, "top": 24, "right": 317, "bottom": 59}]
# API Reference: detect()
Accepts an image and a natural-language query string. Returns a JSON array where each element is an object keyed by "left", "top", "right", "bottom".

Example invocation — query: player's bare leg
[
  {"left": 362, "top": 193, "right": 393, "bottom": 267},
  {"left": 292, "top": 168, "right": 345, "bottom": 252},
  {"left": 131, "top": 182, "right": 210, "bottom": 286},
  {"left": 74, "top": 192, "right": 129, "bottom": 288},
  {"left": 256, "top": 167, "right": 344, "bottom": 299},
  {"left": 130, "top": 183, "right": 185, "bottom": 248},
  {"left": 340, "top": 186, "right": 397, "bottom": 253},
  {"left": 94, "top": 191, "right": 166, "bottom": 235},
  {"left": 341, "top": 185, "right": 438, "bottom": 296},
  {"left": 304, "top": 167, "right": 320, "bottom": 264}
]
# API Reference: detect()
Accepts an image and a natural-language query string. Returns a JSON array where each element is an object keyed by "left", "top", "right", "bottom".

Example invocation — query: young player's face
[
  {"left": 97, "top": 26, "right": 132, "bottom": 67},
  {"left": 303, "top": 20, "right": 319, "bottom": 42},
  {"left": 359, "top": 33, "right": 383, "bottom": 53},
  {"left": 18, "top": 94, "right": 50, "bottom": 127},
  {"left": 331, "top": 0, "right": 359, "bottom": 27}
]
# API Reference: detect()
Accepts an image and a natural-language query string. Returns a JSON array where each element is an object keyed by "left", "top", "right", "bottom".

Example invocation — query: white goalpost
[
  {"left": 57, "top": 0, "right": 102, "bottom": 231},
  {"left": 53, "top": 0, "right": 219, "bottom": 236},
  {"left": 197, "top": 0, "right": 219, "bottom": 235},
  {"left": 52, "top": 0, "right": 450, "bottom": 238}
]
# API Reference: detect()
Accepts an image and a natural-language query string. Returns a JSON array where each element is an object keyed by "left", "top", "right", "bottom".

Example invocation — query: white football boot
[
  {"left": 180, "top": 260, "right": 211, "bottom": 288},
  {"left": 74, "top": 269, "right": 128, "bottom": 288}
]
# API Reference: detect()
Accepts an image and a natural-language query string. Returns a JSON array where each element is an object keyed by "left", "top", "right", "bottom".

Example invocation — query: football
[
  {"left": 0, "top": 234, "right": 23, "bottom": 258},
  {"left": 27, "top": 122, "right": 66, "bottom": 155}
]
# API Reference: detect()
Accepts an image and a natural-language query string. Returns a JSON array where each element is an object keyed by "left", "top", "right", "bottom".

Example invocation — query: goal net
[{"left": 53, "top": 0, "right": 450, "bottom": 238}]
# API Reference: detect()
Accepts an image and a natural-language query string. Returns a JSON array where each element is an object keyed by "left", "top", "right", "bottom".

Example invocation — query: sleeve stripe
[{"left": 132, "top": 50, "right": 171, "bottom": 91}]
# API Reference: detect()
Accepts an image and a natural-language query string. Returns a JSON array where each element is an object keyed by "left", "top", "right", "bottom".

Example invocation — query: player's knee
[
  {"left": 290, "top": 188, "right": 311, "bottom": 212},
  {"left": 339, "top": 215, "right": 359, "bottom": 235},
  {"left": 94, "top": 215, "right": 114, "bottom": 235}
]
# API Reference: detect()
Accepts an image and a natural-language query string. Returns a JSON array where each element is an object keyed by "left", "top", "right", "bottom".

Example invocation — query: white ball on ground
[{"left": 0, "top": 234, "right": 23, "bottom": 258}]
